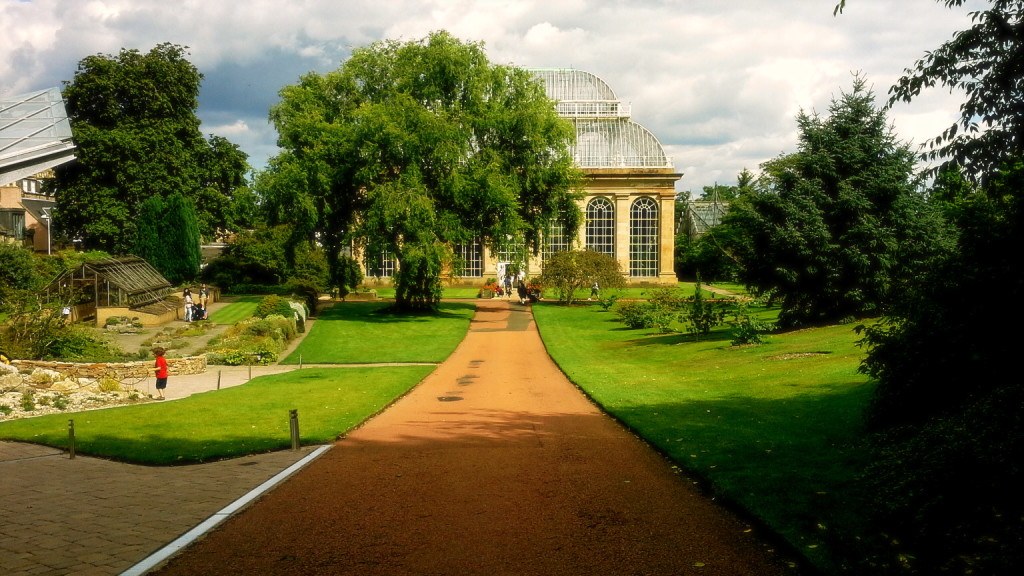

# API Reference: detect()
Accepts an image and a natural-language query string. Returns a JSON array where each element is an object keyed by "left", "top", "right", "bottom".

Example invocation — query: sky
[{"left": 0, "top": 0, "right": 986, "bottom": 195}]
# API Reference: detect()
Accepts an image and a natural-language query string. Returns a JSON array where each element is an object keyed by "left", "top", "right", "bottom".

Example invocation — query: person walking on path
[
  {"left": 152, "top": 347, "right": 168, "bottom": 400},
  {"left": 151, "top": 300, "right": 798, "bottom": 576}
]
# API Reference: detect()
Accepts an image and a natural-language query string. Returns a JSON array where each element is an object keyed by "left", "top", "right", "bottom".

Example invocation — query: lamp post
[{"left": 40, "top": 207, "right": 51, "bottom": 254}]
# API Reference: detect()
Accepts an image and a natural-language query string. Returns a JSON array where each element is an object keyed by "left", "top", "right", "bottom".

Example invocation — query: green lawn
[
  {"left": 281, "top": 301, "right": 475, "bottom": 364},
  {"left": 208, "top": 296, "right": 262, "bottom": 324},
  {"left": 0, "top": 299, "right": 475, "bottom": 463},
  {"left": 532, "top": 301, "right": 874, "bottom": 571},
  {"left": 0, "top": 366, "right": 433, "bottom": 464}
]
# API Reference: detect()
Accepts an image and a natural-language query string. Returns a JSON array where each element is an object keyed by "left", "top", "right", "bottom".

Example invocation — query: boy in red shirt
[{"left": 153, "top": 347, "right": 168, "bottom": 400}]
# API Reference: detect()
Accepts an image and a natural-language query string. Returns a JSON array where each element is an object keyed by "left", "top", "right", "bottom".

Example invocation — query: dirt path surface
[{"left": 151, "top": 300, "right": 799, "bottom": 576}]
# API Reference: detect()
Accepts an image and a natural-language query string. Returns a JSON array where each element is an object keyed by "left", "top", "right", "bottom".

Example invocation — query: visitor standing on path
[
  {"left": 183, "top": 288, "right": 194, "bottom": 322},
  {"left": 153, "top": 347, "right": 168, "bottom": 400}
]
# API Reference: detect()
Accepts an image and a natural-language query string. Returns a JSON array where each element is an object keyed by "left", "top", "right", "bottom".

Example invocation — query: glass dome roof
[{"left": 528, "top": 69, "right": 672, "bottom": 169}]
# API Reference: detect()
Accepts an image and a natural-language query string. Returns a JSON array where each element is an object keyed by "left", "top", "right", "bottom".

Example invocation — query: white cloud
[{"left": 0, "top": 0, "right": 989, "bottom": 192}]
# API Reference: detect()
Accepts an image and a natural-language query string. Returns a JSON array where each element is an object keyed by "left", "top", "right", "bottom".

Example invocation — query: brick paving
[{"left": 0, "top": 441, "right": 318, "bottom": 575}]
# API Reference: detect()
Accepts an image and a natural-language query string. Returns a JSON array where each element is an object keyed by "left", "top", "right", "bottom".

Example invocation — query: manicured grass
[
  {"left": 532, "top": 301, "right": 873, "bottom": 571},
  {"left": 1, "top": 298, "right": 477, "bottom": 463},
  {"left": 208, "top": 296, "right": 262, "bottom": 324},
  {"left": 280, "top": 301, "right": 475, "bottom": 364},
  {"left": 0, "top": 366, "right": 433, "bottom": 464}
]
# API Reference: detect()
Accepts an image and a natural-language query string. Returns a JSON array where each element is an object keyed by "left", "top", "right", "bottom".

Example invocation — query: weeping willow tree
[{"left": 264, "top": 31, "right": 583, "bottom": 311}]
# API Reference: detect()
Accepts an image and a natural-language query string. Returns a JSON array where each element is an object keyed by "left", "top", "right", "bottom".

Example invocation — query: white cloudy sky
[{"left": 1, "top": 0, "right": 984, "bottom": 194}]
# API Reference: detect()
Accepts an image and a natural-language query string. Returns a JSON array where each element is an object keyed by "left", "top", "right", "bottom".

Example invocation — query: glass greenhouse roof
[
  {"left": 529, "top": 68, "right": 672, "bottom": 169},
  {"left": 0, "top": 87, "right": 76, "bottom": 186}
]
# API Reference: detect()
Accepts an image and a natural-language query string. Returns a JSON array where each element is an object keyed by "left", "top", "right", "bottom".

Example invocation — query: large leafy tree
[
  {"left": 838, "top": 0, "right": 1024, "bottom": 180},
  {"left": 54, "top": 43, "right": 248, "bottom": 252},
  {"left": 840, "top": 2, "right": 1024, "bottom": 573},
  {"left": 265, "top": 31, "right": 583, "bottom": 311},
  {"left": 721, "top": 76, "right": 949, "bottom": 329}
]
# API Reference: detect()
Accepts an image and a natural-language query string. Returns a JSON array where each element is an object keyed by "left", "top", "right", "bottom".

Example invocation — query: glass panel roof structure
[
  {"left": 529, "top": 69, "right": 672, "bottom": 169},
  {"left": 0, "top": 87, "right": 76, "bottom": 186}
]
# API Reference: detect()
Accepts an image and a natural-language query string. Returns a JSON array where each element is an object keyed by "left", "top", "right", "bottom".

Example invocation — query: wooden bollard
[
  {"left": 68, "top": 419, "right": 76, "bottom": 460},
  {"left": 289, "top": 409, "right": 300, "bottom": 451}
]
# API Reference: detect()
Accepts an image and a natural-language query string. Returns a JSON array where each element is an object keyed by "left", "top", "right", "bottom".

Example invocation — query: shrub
[
  {"left": 683, "top": 282, "right": 728, "bottom": 340},
  {"left": 332, "top": 255, "right": 364, "bottom": 299},
  {"left": 254, "top": 295, "right": 295, "bottom": 320},
  {"left": 52, "top": 394, "right": 70, "bottom": 410},
  {"left": 286, "top": 279, "right": 320, "bottom": 317},
  {"left": 730, "top": 315, "right": 768, "bottom": 346},
  {"left": 97, "top": 377, "right": 121, "bottom": 392},
  {"left": 616, "top": 301, "right": 659, "bottom": 329},
  {"left": 596, "top": 293, "right": 620, "bottom": 311},
  {"left": 20, "top": 390, "right": 35, "bottom": 411}
]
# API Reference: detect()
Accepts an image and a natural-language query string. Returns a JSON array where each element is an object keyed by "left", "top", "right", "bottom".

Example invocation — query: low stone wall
[
  {"left": 11, "top": 356, "right": 207, "bottom": 380},
  {"left": 96, "top": 306, "right": 179, "bottom": 328}
]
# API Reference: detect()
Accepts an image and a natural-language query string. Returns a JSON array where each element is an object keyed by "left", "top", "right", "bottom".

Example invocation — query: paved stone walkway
[{"left": 0, "top": 441, "right": 318, "bottom": 575}]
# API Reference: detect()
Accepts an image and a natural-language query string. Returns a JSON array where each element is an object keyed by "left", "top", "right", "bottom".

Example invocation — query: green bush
[
  {"left": 596, "top": 293, "right": 620, "bottom": 311},
  {"left": 615, "top": 291, "right": 682, "bottom": 332},
  {"left": 615, "top": 300, "right": 679, "bottom": 330},
  {"left": 51, "top": 394, "right": 70, "bottom": 410},
  {"left": 254, "top": 295, "right": 294, "bottom": 319},
  {"left": 202, "top": 314, "right": 296, "bottom": 365},
  {"left": 45, "top": 328, "right": 125, "bottom": 362},
  {"left": 730, "top": 315, "right": 769, "bottom": 346},
  {"left": 20, "top": 390, "right": 35, "bottom": 412},
  {"left": 286, "top": 279, "right": 321, "bottom": 317}
]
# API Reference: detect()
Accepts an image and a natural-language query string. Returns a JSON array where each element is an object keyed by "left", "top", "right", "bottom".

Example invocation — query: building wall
[
  {"left": 360, "top": 167, "right": 681, "bottom": 287},
  {"left": 0, "top": 179, "right": 54, "bottom": 252}
]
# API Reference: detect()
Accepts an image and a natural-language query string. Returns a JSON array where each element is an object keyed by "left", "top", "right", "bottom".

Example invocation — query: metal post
[
  {"left": 299, "top": 354, "right": 303, "bottom": 370},
  {"left": 68, "top": 419, "right": 76, "bottom": 459},
  {"left": 217, "top": 370, "right": 222, "bottom": 390},
  {"left": 289, "top": 409, "right": 300, "bottom": 451}
]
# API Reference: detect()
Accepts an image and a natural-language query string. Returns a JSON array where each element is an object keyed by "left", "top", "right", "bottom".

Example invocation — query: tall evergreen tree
[
  {"left": 161, "top": 193, "right": 202, "bottom": 284},
  {"left": 133, "top": 195, "right": 165, "bottom": 269},
  {"left": 722, "top": 76, "right": 950, "bottom": 328}
]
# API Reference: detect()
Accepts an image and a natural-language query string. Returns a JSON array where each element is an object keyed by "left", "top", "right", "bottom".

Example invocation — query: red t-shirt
[{"left": 155, "top": 356, "right": 169, "bottom": 378}]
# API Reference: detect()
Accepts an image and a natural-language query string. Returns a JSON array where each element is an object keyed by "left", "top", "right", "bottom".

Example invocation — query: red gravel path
[{"left": 152, "top": 300, "right": 800, "bottom": 575}]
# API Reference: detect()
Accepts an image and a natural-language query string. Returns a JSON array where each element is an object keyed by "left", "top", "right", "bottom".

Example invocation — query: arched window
[
  {"left": 454, "top": 239, "right": 483, "bottom": 278},
  {"left": 586, "top": 197, "right": 615, "bottom": 257},
  {"left": 629, "top": 197, "right": 658, "bottom": 277}
]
